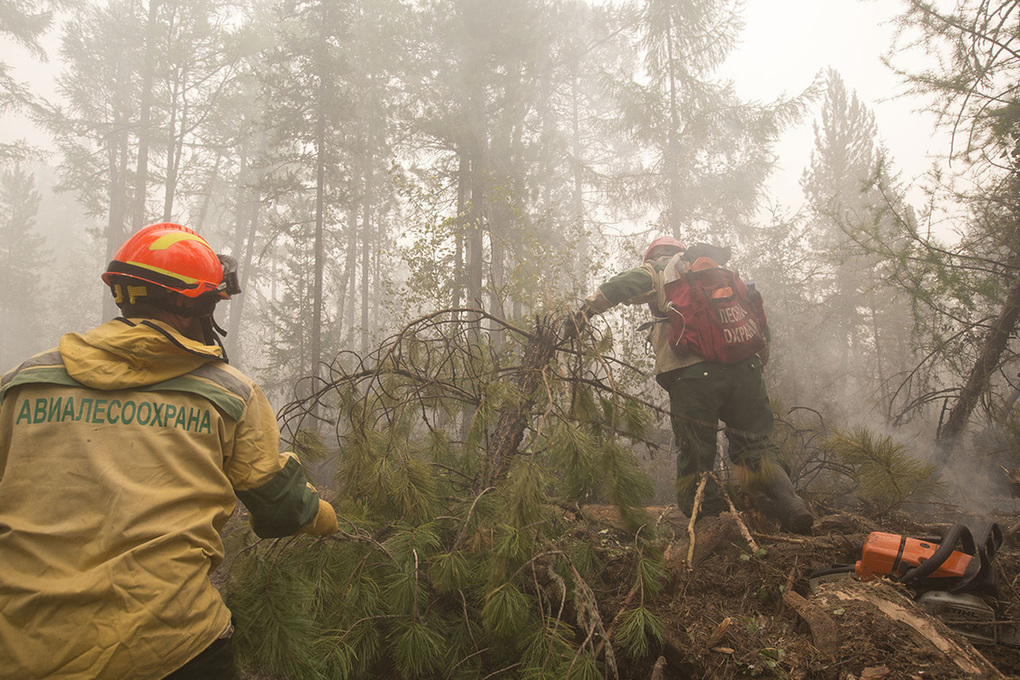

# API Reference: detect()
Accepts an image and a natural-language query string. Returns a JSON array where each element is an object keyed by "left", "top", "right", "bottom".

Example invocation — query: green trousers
[
  {"left": 163, "top": 636, "right": 239, "bottom": 680},
  {"left": 665, "top": 355, "right": 777, "bottom": 515}
]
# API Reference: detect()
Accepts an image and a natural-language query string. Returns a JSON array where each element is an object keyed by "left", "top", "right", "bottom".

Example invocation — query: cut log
[
  {"left": 813, "top": 580, "right": 1005, "bottom": 678},
  {"left": 664, "top": 512, "right": 739, "bottom": 570}
]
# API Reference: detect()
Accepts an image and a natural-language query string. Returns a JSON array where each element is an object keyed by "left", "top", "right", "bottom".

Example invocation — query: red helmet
[
  {"left": 643, "top": 236, "right": 686, "bottom": 261},
  {"left": 102, "top": 222, "right": 229, "bottom": 299}
]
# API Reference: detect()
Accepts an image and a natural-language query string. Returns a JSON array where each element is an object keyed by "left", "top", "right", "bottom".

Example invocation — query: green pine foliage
[
  {"left": 548, "top": 420, "right": 600, "bottom": 500},
  {"left": 0, "top": 163, "right": 49, "bottom": 369},
  {"left": 819, "top": 427, "right": 946, "bottom": 512},
  {"left": 552, "top": 388, "right": 655, "bottom": 530},
  {"left": 599, "top": 442, "right": 655, "bottom": 531},
  {"left": 291, "top": 429, "right": 331, "bottom": 463},
  {"left": 229, "top": 313, "right": 666, "bottom": 679},
  {"left": 612, "top": 543, "right": 667, "bottom": 660},
  {"left": 614, "top": 606, "right": 666, "bottom": 659},
  {"left": 229, "top": 544, "right": 337, "bottom": 679},
  {"left": 482, "top": 582, "right": 531, "bottom": 638}
]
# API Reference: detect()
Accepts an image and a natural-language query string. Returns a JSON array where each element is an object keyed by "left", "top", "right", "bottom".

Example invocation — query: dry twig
[
  {"left": 708, "top": 471, "right": 759, "bottom": 552},
  {"left": 686, "top": 473, "right": 709, "bottom": 565}
]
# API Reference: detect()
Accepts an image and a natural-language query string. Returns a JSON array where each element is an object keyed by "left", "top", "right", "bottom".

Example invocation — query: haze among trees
[{"left": 3, "top": 0, "right": 1020, "bottom": 677}]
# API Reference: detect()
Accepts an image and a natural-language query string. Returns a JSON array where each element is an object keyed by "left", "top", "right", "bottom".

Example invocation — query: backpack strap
[{"left": 645, "top": 253, "right": 689, "bottom": 316}]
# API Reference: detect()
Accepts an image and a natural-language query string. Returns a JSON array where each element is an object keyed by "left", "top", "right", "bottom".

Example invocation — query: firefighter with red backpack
[
  {"left": 571, "top": 236, "right": 813, "bottom": 534},
  {"left": 0, "top": 223, "right": 339, "bottom": 679}
]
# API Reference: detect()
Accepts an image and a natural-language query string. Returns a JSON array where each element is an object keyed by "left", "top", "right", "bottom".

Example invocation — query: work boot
[
  {"left": 759, "top": 463, "right": 813, "bottom": 535},
  {"left": 680, "top": 494, "right": 727, "bottom": 521},
  {"left": 677, "top": 472, "right": 728, "bottom": 520}
]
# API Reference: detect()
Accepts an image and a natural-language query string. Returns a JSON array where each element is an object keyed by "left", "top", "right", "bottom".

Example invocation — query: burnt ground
[{"left": 580, "top": 505, "right": 1020, "bottom": 680}]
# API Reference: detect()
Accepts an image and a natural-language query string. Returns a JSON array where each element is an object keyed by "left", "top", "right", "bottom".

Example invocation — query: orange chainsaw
[{"left": 810, "top": 522, "right": 1014, "bottom": 646}]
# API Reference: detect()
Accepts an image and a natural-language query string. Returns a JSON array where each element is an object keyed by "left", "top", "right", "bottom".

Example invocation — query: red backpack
[{"left": 661, "top": 264, "right": 768, "bottom": 363}]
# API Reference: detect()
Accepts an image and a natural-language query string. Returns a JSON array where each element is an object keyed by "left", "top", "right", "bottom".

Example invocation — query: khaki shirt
[{"left": 587, "top": 252, "right": 703, "bottom": 377}]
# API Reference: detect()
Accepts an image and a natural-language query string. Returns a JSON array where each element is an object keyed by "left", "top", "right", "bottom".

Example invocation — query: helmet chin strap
[{"left": 200, "top": 314, "right": 230, "bottom": 363}]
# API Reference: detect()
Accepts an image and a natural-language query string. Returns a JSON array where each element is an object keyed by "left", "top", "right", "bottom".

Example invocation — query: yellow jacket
[{"left": 0, "top": 318, "right": 336, "bottom": 679}]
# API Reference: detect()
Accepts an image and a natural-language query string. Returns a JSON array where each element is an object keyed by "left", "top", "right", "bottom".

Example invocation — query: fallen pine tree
[{"left": 216, "top": 310, "right": 1020, "bottom": 679}]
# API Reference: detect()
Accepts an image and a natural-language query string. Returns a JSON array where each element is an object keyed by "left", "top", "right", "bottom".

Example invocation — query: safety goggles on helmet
[
  {"left": 102, "top": 222, "right": 240, "bottom": 300},
  {"left": 217, "top": 254, "right": 242, "bottom": 297}
]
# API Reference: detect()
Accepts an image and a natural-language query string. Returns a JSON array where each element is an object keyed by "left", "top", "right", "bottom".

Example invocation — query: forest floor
[
  {"left": 219, "top": 501, "right": 1020, "bottom": 679},
  {"left": 580, "top": 503, "right": 1020, "bottom": 679}
]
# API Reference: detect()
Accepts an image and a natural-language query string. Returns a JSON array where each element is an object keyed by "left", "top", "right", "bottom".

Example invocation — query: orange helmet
[
  {"left": 102, "top": 223, "right": 231, "bottom": 299},
  {"left": 643, "top": 236, "right": 686, "bottom": 261}
]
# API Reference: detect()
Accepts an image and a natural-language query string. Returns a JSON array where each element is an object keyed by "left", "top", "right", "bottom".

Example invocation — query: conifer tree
[
  {"left": 225, "top": 312, "right": 667, "bottom": 679},
  {"left": 135, "top": 0, "right": 240, "bottom": 224},
  {"left": 874, "top": 1, "right": 1020, "bottom": 459},
  {"left": 46, "top": 0, "right": 144, "bottom": 321},
  {"left": 342, "top": 0, "right": 407, "bottom": 354},
  {"left": 401, "top": 0, "right": 633, "bottom": 329},
  {"left": 45, "top": 0, "right": 244, "bottom": 321},
  {"left": 613, "top": 0, "right": 808, "bottom": 243},
  {"left": 0, "top": 163, "right": 48, "bottom": 369},
  {"left": 0, "top": 0, "right": 63, "bottom": 163},
  {"left": 799, "top": 70, "right": 916, "bottom": 420},
  {"left": 254, "top": 0, "right": 357, "bottom": 384}
]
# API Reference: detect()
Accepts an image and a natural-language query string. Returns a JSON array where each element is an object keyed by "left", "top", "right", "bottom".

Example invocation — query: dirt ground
[
  {"left": 580, "top": 504, "right": 1020, "bottom": 680},
  {"left": 219, "top": 500, "right": 1020, "bottom": 679}
]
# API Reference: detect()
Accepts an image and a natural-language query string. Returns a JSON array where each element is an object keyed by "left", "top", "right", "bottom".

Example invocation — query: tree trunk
[
  {"left": 311, "top": 96, "right": 326, "bottom": 383},
  {"left": 162, "top": 65, "right": 184, "bottom": 221},
  {"left": 194, "top": 154, "right": 222, "bottom": 231},
  {"left": 132, "top": 0, "right": 159, "bottom": 229},
  {"left": 936, "top": 274, "right": 1020, "bottom": 462},
  {"left": 483, "top": 316, "right": 559, "bottom": 487},
  {"left": 361, "top": 159, "right": 372, "bottom": 355},
  {"left": 460, "top": 0, "right": 487, "bottom": 326},
  {"left": 103, "top": 120, "right": 131, "bottom": 322},
  {"left": 571, "top": 72, "right": 587, "bottom": 295},
  {"left": 453, "top": 150, "right": 468, "bottom": 311},
  {"left": 336, "top": 206, "right": 358, "bottom": 348},
  {"left": 869, "top": 296, "right": 892, "bottom": 412},
  {"left": 488, "top": 232, "right": 504, "bottom": 351},
  {"left": 467, "top": 95, "right": 486, "bottom": 317},
  {"left": 665, "top": 10, "right": 682, "bottom": 236},
  {"left": 226, "top": 140, "right": 265, "bottom": 362}
]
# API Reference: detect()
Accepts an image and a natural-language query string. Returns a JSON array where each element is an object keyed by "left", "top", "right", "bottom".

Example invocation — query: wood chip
[
  {"left": 705, "top": 616, "right": 732, "bottom": 648},
  {"left": 782, "top": 589, "right": 839, "bottom": 657},
  {"left": 649, "top": 655, "right": 668, "bottom": 680}
]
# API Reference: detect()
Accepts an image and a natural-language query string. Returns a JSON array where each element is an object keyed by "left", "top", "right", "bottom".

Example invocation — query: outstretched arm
[{"left": 225, "top": 384, "right": 338, "bottom": 538}]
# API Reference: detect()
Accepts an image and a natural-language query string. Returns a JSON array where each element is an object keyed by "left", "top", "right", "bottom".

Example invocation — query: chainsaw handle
[
  {"left": 952, "top": 521, "right": 1002, "bottom": 594},
  {"left": 974, "top": 521, "right": 1002, "bottom": 562},
  {"left": 897, "top": 523, "right": 975, "bottom": 587}
]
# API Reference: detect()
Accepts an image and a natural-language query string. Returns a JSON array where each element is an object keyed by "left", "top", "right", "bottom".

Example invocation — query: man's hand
[
  {"left": 560, "top": 305, "right": 591, "bottom": 340},
  {"left": 561, "top": 291, "right": 612, "bottom": 341},
  {"left": 300, "top": 499, "right": 339, "bottom": 536}
]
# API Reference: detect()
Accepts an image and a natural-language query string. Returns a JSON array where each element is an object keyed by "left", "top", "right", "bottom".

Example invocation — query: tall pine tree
[
  {"left": 613, "top": 0, "right": 807, "bottom": 244},
  {"left": 800, "top": 70, "right": 916, "bottom": 420},
  {"left": 0, "top": 163, "right": 49, "bottom": 369}
]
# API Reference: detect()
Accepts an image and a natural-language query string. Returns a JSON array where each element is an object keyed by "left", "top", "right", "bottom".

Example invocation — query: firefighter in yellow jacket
[{"left": 0, "top": 223, "right": 338, "bottom": 680}]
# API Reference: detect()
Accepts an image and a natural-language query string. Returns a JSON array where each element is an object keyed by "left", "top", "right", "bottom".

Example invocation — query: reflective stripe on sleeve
[{"left": 235, "top": 456, "right": 320, "bottom": 538}]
